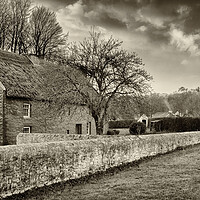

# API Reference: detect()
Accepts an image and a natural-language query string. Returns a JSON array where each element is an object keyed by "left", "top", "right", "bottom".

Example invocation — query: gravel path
[{"left": 6, "top": 145, "right": 200, "bottom": 200}]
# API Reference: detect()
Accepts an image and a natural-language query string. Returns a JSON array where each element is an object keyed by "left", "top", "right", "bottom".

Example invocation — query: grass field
[{"left": 6, "top": 144, "right": 200, "bottom": 200}]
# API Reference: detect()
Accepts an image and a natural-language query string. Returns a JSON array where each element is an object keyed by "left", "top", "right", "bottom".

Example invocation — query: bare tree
[
  {"left": 48, "top": 31, "right": 152, "bottom": 134},
  {"left": 0, "top": 0, "right": 11, "bottom": 50},
  {"left": 29, "top": 6, "right": 67, "bottom": 58},
  {"left": 9, "top": 0, "right": 31, "bottom": 53}
]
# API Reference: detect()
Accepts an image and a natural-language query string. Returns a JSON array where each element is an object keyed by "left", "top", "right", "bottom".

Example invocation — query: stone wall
[
  {"left": 1, "top": 132, "right": 200, "bottom": 198},
  {"left": 5, "top": 98, "right": 96, "bottom": 145},
  {"left": 0, "top": 82, "right": 6, "bottom": 145},
  {"left": 16, "top": 133, "right": 104, "bottom": 144}
]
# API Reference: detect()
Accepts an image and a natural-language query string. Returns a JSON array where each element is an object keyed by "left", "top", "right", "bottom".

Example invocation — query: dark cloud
[
  {"left": 84, "top": 13, "right": 127, "bottom": 30},
  {"left": 146, "top": 0, "right": 200, "bottom": 33},
  {"left": 34, "top": 0, "right": 200, "bottom": 53},
  {"left": 34, "top": 0, "right": 200, "bottom": 33},
  {"left": 33, "top": 0, "right": 77, "bottom": 11},
  {"left": 79, "top": 0, "right": 200, "bottom": 43},
  {"left": 184, "top": 6, "right": 200, "bottom": 34}
]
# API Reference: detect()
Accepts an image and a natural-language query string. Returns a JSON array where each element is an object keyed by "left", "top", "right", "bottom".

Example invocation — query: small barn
[{"left": 137, "top": 114, "right": 148, "bottom": 127}]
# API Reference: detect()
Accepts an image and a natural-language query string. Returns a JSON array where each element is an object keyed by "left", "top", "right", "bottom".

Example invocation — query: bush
[
  {"left": 129, "top": 122, "right": 146, "bottom": 135},
  {"left": 107, "top": 129, "right": 120, "bottom": 135},
  {"left": 109, "top": 120, "right": 136, "bottom": 129}
]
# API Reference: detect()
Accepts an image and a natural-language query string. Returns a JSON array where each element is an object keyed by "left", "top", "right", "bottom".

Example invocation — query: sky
[{"left": 33, "top": 0, "right": 200, "bottom": 94}]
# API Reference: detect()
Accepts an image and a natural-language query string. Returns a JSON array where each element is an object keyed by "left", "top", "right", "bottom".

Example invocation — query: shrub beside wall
[
  {"left": 1, "top": 132, "right": 200, "bottom": 198},
  {"left": 107, "top": 129, "right": 120, "bottom": 135},
  {"left": 129, "top": 122, "right": 146, "bottom": 135}
]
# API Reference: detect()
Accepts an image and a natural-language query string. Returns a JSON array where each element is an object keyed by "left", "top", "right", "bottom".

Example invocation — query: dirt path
[{"left": 7, "top": 145, "right": 200, "bottom": 200}]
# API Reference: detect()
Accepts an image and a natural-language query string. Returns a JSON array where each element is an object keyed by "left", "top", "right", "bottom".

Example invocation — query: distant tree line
[
  {"left": 108, "top": 87, "right": 200, "bottom": 120},
  {"left": 167, "top": 87, "right": 200, "bottom": 117},
  {"left": 0, "top": 0, "right": 67, "bottom": 59}
]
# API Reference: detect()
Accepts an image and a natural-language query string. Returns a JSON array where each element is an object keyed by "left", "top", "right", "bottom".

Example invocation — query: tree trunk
[
  {"left": 92, "top": 109, "right": 108, "bottom": 135},
  {"left": 93, "top": 115, "right": 103, "bottom": 135}
]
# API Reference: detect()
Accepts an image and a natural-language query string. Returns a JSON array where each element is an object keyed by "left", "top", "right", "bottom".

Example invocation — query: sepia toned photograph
[{"left": 0, "top": 0, "right": 200, "bottom": 199}]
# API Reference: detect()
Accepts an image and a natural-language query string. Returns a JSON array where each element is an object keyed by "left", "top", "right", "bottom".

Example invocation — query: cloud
[
  {"left": 176, "top": 5, "right": 191, "bottom": 17},
  {"left": 33, "top": 0, "right": 76, "bottom": 11},
  {"left": 181, "top": 59, "right": 189, "bottom": 65},
  {"left": 35, "top": 0, "right": 200, "bottom": 49},
  {"left": 56, "top": 0, "right": 112, "bottom": 41},
  {"left": 169, "top": 26, "right": 200, "bottom": 56},
  {"left": 135, "top": 8, "right": 167, "bottom": 29},
  {"left": 136, "top": 25, "right": 147, "bottom": 32},
  {"left": 56, "top": 0, "right": 90, "bottom": 40},
  {"left": 51, "top": 0, "right": 200, "bottom": 55}
]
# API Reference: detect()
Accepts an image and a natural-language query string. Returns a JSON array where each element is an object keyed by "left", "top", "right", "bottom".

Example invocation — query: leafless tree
[
  {"left": 49, "top": 31, "right": 152, "bottom": 134},
  {"left": 9, "top": 0, "right": 31, "bottom": 53},
  {"left": 29, "top": 6, "right": 67, "bottom": 58},
  {"left": 0, "top": 0, "right": 11, "bottom": 50}
]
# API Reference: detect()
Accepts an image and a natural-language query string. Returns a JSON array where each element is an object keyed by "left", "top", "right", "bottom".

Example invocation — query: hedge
[
  {"left": 154, "top": 117, "right": 200, "bottom": 132},
  {"left": 109, "top": 119, "right": 136, "bottom": 129}
]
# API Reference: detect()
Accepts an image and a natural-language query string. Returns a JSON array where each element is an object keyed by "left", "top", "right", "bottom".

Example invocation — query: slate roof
[{"left": 151, "top": 111, "right": 175, "bottom": 119}]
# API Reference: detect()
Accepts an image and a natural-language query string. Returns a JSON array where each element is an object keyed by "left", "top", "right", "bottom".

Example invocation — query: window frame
[
  {"left": 23, "top": 103, "right": 31, "bottom": 118},
  {"left": 23, "top": 126, "right": 31, "bottom": 133},
  {"left": 76, "top": 124, "right": 82, "bottom": 134}
]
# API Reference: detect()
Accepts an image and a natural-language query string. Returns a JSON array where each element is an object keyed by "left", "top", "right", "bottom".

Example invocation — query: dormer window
[{"left": 23, "top": 103, "right": 31, "bottom": 118}]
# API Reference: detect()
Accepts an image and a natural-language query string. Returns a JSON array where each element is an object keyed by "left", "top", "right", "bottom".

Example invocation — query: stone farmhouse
[{"left": 0, "top": 50, "right": 96, "bottom": 145}]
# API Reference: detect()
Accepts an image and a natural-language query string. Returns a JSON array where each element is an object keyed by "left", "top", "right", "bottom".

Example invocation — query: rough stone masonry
[
  {"left": 0, "top": 82, "right": 5, "bottom": 145},
  {"left": 1, "top": 132, "right": 200, "bottom": 199}
]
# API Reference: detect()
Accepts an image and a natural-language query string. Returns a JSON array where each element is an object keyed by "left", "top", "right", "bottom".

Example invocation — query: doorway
[{"left": 76, "top": 124, "right": 82, "bottom": 134}]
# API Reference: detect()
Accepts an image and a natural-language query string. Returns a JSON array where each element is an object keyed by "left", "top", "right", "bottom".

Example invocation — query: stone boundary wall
[
  {"left": 0, "top": 82, "right": 6, "bottom": 145},
  {"left": 1, "top": 132, "right": 200, "bottom": 199},
  {"left": 16, "top": 133, "right": 103, "bottom": 144}
]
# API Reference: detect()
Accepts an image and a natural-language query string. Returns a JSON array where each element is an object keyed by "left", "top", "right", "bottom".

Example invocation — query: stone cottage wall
[
  {"left": 5, "top": 98, "right": 96, "bottom": 145},
  {"left": 0, "top": 82, "right": 6, "bottom": 145},
  {"left": 5, "top": 98, "right": 46, "bottom": 145}
]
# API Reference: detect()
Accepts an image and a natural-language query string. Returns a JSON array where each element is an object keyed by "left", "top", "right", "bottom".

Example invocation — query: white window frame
[
  {"left": 23, "top": 103, "right": 31, "bottom": 118},
  {"left": 23, "top": 127, "right": 31, "bottom": 133}
]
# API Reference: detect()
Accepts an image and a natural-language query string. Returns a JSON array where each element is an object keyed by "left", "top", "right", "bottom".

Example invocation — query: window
[
  {"left": 23, "top": 127, "right": 31, "bottom": 133},
  {"left": 87, "top": 122, "right": 92, "bottom": 135},
  {"left": 67, "top": 130, "right": 69, "bottom": 134},
  {"left": 68, "top": 107, "right": 71, "bottom": 116},
  {"left": 76, "top": 124, "right": 82, "bottom": 134},
  {"left": 23, "top": 103, "right": 31, "bottom": 118}
]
